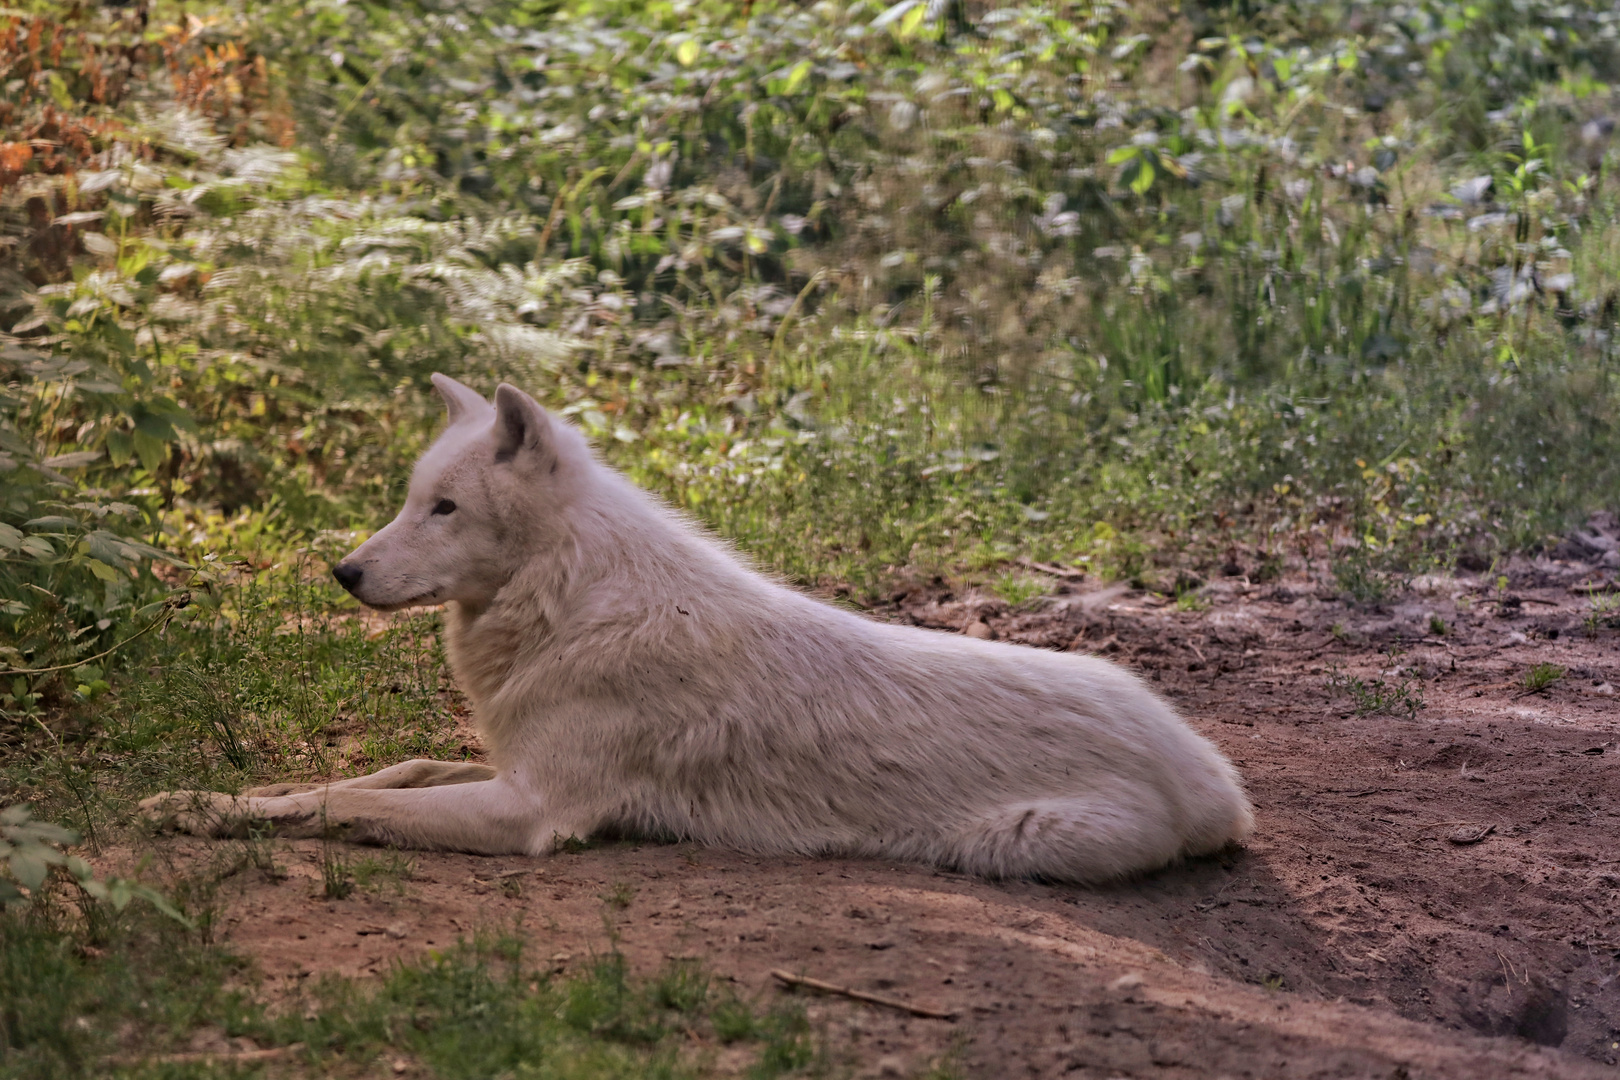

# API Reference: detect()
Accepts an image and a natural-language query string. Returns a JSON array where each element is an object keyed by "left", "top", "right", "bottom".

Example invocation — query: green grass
[
  {"left": 0, "top": 907, "right": 818, "bottom": 1080},
  {"left": 4, "top": 0, "right": 1620, "bottom": 1071},
  {"left": 990, "top": 570, "right": 1052, "bottom": 609},
  {"left": 351, "top": 850, "right": 416, "bottom": 895}
]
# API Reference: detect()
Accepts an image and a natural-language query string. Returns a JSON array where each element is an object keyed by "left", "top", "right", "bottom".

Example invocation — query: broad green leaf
[
  {"left": 128, "top": 883, "right": 194, "bottom": 927},
  {"left": 102, "top": 320, "right": 137, "bottom": 356},
  {"left": 870, "top": 0, "right": 919, "bottom": 31},
  {"left": 1130, "top": 158, "right": 1156, "bottom": 195},
  {"left": 897, "top": 4, "right": 928, "bottom": 39},
  {"left": 81, "top": 232, "right": 119, "bottom": 257},
  {"left": 783, "top": 60, "right": 812, "bottom": 96},
  {"left": 135, "top": 413, "right": 175, "bottom": 441},
  {"left": 87, "top": 531, "right": 132, "bottom": 568},
  {"left": 20, "top": 536, "right": 55, "bottom": 560},
  {"left": 106, "top": 429, "right": 133, "bottom": 466},
  {"left": 42, "top": 451, "right": 101, "bottom": 469},
  {"left": 1106, "top": 145, "right": 1139, "bottom": 165},
  {"left": 9, "top": 849, "right": 49, "bottom": 892},
  {"left": 0, "top": 523, "right": 21, "bottom": 551},
  {"left": 132, "top": 429, "right": 167, "bottom": 474},
  {"left": 86, "top": 558, "right": 120, "bottom": 582},
  {"left": 675, "top": 38, "right": 700, "bottom": 66}
]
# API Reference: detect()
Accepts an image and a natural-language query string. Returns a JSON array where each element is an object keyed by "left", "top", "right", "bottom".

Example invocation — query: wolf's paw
[{"left": 138, "top": 790, "right": 255, "bottom": 838}]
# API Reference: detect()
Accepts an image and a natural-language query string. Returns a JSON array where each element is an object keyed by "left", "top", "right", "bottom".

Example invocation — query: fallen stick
[
  {"left": 104, "top": 1044, "right": 305, "bottom": 1067},
  {"left": 1015, "top": 556, "right": 1087, "bottom": 581},
  {"left": 770, "top": 969, "right": 956, "bottom": 1020}
]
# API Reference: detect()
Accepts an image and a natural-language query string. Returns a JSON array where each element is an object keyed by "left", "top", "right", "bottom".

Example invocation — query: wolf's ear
[
  {"left": 431, "top": 373, "right": 491, "bottom": 426},
  {"left": 492, "top": 383, "right": 551, "bottom": 463}
]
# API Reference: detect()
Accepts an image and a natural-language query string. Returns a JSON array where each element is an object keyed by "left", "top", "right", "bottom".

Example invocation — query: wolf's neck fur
[{"left": 442, "top": 459, "right": 760, "bottom": 756}]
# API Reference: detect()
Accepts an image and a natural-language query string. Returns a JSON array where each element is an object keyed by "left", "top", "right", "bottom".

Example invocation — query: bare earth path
[{"left": 133, "top": 558, "right": 1620, "bottom": 1078}]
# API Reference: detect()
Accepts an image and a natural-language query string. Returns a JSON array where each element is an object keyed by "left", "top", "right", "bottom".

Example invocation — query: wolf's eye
[{"left": 431, "top": 499, "right": 457, "bottom": 516}]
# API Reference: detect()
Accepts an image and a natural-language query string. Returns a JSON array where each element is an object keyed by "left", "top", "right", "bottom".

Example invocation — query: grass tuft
[
  {"left": 1326, "top": 664, "right": 1426, "bottom": 720},
  {"left": 1523, "top": 663, "right": 1567, "bottom": 693}
]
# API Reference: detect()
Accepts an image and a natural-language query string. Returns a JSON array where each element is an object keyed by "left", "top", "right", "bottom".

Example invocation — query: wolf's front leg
[
  {"left": 241, "top": 759, "right": 497, "bottom": 797},
  {"left": 139, "top": 779, "right": 586, "bottom": 856}
]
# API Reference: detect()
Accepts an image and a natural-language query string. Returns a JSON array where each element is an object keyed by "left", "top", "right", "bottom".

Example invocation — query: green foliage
[
  {"left": 6, "top": 0, "right": 1620, "bottom": 644},
  {"left": 0, "top": 903, "right": 243, "bottom": 1080},
  {"left": 0, "top": 803, "right": 189, "bottom": 925},
  {"left": 0, "top": 804, "right": 77, "bottom": 907}
]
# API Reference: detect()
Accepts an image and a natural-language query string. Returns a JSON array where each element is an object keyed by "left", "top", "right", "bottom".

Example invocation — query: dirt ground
[{"left": 132, "top": 547, "right": 1620, "bottom": 1079}]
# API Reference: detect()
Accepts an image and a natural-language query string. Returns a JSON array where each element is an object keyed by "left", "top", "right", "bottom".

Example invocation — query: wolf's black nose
[{"left": 332, "top": 563, "right": 363, "bottom": 592}]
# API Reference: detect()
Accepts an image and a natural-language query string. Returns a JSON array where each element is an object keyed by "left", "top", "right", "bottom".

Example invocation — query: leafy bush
[{"left": 0, "top": 803, "right": 186, "bottom": 923}]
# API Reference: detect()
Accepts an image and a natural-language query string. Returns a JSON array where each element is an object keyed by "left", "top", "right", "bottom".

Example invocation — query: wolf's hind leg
[
  {"left": 242, "top": 760, "right": 496, "bottom": 798},
  {"left": 950, "top": 788, "right": 1184, "bottom": 884}
]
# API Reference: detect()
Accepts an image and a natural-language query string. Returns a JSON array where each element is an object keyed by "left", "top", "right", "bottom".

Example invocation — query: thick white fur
[{"left": 142, "top": 375, "right": 1253, "bottom": 882}]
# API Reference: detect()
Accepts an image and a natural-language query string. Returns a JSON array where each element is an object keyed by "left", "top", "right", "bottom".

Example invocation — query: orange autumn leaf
[{"left": 0, "top": 142, "right": 34, "bottom": 172}]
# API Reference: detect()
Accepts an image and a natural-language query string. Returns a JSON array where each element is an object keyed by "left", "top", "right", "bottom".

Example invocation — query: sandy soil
[{"left": 132, "top": 552, "right": 1620, "bottom": 1079}]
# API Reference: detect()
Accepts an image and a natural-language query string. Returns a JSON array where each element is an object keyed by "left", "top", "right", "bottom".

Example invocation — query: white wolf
[{"left": 142, "top": 375, "right": 1252, "bottom": 881}]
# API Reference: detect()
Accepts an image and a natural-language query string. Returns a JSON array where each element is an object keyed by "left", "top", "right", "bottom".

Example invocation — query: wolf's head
[{"left": 332, "top": 374, "right": 588, "bottom": 611}]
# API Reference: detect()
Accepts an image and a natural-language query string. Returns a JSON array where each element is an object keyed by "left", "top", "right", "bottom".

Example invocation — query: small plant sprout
[
  {"left": 1586, "top": 592, "right": 1620, "bottom": 633},
  {"left": 1324, "top": 664, "right": 1425, "bottom": 720},
  {"left": 601, "top": 881, "right": 636, "bottom": 910},
  {"left": 321, "top": 817, "right": 354, "bottom": 900},
  {"left": 1428, "top": 614, "right": 1447, "bottom": 636},
  {"left": 1334, "top": 548, "right": 1390, "bottom": 604},
  {"left": 1176, "top": 587, "right": 1210, "bottom": 612},
  {"left": 1522, "top": 663, "right": 1566, "bottom": 694}
]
